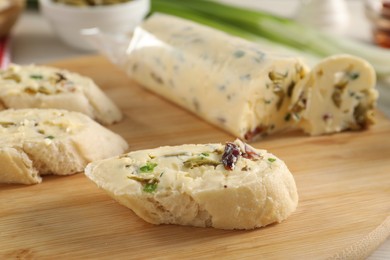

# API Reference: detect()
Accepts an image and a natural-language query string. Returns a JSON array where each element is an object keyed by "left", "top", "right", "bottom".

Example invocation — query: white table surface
[{"left": 10, "top": 0, "right": 390, "bottom": 258}]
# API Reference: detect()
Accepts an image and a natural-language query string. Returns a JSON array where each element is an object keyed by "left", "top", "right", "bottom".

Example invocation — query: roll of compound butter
[{"left": 124, "top": 13, "right": 309, "bottom": 141}]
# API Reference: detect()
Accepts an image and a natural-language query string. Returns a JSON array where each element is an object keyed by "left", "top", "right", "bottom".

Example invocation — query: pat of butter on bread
[
  {"left": 0, "top": 64, "right": 122, "bottom": 125},
  {"left": 85, "top": 139, "right": 298, "bottom": 230},
  {"left": 0, "top": 108, "right": 128, "bottom": 184}
]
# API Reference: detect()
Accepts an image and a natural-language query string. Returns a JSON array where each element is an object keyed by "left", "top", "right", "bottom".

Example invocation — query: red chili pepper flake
[
  {"left": 222, "top": 142, "right": 241, "bottom": 170},
  {"left": 242, "top": 144, "right": 262, "bottom": 160},
  {"left": 323, "top": 113, "right": 332, "bottom": 121},
  {"left": 244, "top": 126, "right": 265, "bottom": 141}
]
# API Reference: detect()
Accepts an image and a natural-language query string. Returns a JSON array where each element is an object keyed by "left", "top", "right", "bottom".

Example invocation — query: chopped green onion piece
[
  {"left": 139, "top": 162, "right": 158, "bottom": 173},
  {"left": 45, "top": 135, "right": 55, "bottom": 139},
  {"left": 143, "top": 182, "right": 158, "bottom": 193},
  {"left": 201, "top": 152, "right": 209, "bottom": 157},
  {"left": 268, "top": 158, "right": 276, "bottom": 163}
]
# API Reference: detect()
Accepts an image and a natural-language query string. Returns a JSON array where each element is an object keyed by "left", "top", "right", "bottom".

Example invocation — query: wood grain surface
[{"left": 1, "top": 56, "right": 389, "bottom": 259}]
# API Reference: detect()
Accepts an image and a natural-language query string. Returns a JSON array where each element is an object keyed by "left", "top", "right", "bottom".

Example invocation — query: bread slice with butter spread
[
  {"left": 0, "top": 108, "right": 128, "bottom": 184},
  {"left": 85, "top": 139, "right": 298, "bottom": 230},
  {"left": 0, "top": 64, "right": 122, "bottom": 125}
]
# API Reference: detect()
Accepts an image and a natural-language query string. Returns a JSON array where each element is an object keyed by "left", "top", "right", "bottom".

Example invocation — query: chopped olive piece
[
  {"left": 347, "top": 71, "right": 359, "bottom": 80},
  {"left": 163, "top": 152, "right": 190, "bottom": 158},
  {"left": 284, "top": 113, "right": 291, "bottom": 122},
  {"left": 24, "top": 87, "right": 37, "bottom": 95},
  {"left": 38, "top": 86, "right": 51, "bottom": 95},
  {"left": 0, "top": 122, "right": 15, "bottom": 128},
  {"left": 332, "top": 87, "right": 343, "bottom": 108},
  {"left": 150, "top": 72, "right": 164, "bottom": 84},
  {"left": 273, "top": 85, "right": 285, "bottom": 110},
  {"left": 127, "top": 175, "right": 159, "bottom": 193},
  {"left": 269, "top": 71, "right": 287, "bottom": 81},
  {"left": 4, "top": 74, "right": 21, "bottom": 83},
  {"left": 55, "top": 72, "right": 67, "bottom": 83},
  {"left": 287, "top": 81, "right": 296, "bottom": 97},
  {"left": 183, "top": 157, "right": 220, "bottom": 169},
  {"left": 30, "top": 74, "right": 43, "bottom": 80},
  {"left": 352, "top": 103, "right": 374, "bottom": 129}
]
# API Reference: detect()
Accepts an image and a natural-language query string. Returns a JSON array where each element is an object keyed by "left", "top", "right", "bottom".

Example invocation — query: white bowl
[{"left": 39, "top": 0, "right": 150, "bottom": 51}]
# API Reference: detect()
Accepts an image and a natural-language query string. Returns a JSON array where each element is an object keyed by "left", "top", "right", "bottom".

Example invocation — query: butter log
[
  {"left": 124, "top": 14, "right": 309, "bottom": 141},
  {"left": 85, "top": 139, "right": 298, "bottom": 230}
]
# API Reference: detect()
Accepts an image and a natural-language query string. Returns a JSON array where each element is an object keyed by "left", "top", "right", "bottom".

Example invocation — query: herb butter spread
[
  {"left": 290, "top": 55, "right": 378, "bottom": 135},
  {"left": 0, "top": 109, "right": 128, "bottom": 184},
  {"left": 85, "top": 139, "right": 298, "bottom": 230},
  {"left": 124, "top": 14, "right": 309, "bottom": 141},
  {"left": 124, "top": 14, "right": 378, "bottom": 140},
  {"left": 0, "top": 64, "right": 122, "bottom": 125}
]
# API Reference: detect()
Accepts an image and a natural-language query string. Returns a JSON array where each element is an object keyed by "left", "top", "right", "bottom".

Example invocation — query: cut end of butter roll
[
  {"left": 85, "top": 139, "right": 298, "bottom": 230},
  {"left": 125, "top": 13, "right": 309, "bottom": 141},
  {"left": 290, "top": 55, "right": 378, "bottom": 135},
  {"left": 0, "top": 109, "right": 128, "bottom": 185}
]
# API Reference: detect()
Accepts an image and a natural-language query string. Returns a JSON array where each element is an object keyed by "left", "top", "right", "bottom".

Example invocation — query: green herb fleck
[
  {"left": 268, "top": 158, "right": 276, "bottom": 163},
  {"left": 30, "top": 74, "right": 43, "bottom": 80},
  {"left": 233, "top": 50, "right": 245, "bottom": 58},
  {"left": 143, "top": 182, "right": 158, "bottom": 193},
  {"left": 201, "top": 152, "right": 209, "bottom": 157},
  {"left": 45, "top": 135, "right": 55, "bottom": 139},
  {"left": 139, "top": 162, "right": 158, "bottom": 173},
  {"left": 348, "top": 72, "right": 359, "bottom": 80}
]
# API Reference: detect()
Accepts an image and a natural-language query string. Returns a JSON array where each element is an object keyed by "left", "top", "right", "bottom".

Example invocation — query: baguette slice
[
  {"left": 0, "top": 64, "right": 122, "bottom": 125},
  {"left": 85, "top": 139, "right": 298, "bottom": 230},
  {"left": 0, "top": 108, "right": 128, "bottom": 184}
]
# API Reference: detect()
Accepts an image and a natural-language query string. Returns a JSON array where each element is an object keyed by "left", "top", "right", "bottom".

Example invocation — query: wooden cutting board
[{"left": 1, "top": 56, "right": 389, "bottom": 259}]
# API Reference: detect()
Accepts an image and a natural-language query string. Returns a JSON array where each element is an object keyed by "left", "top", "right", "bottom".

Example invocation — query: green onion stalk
[{"left": 150, "top": 0, "right": 390, "bottom": 78}]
